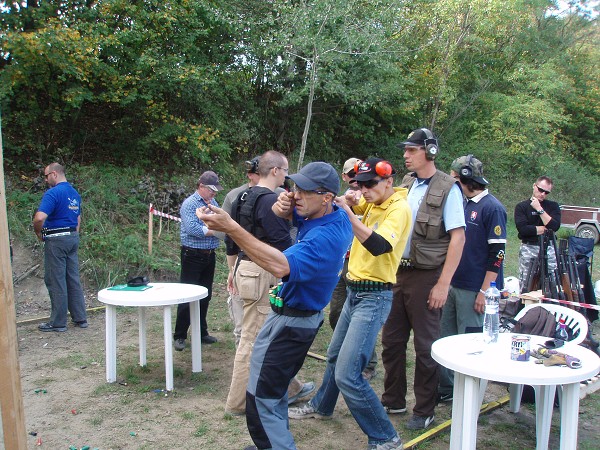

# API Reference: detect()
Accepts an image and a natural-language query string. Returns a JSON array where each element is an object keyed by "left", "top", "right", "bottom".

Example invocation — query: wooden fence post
[
  {"left": 148, "top": 203, "right": 153, "bottom": 254},
  {"left": 0, "top": 112, "right": 28, "bottom": 449}
]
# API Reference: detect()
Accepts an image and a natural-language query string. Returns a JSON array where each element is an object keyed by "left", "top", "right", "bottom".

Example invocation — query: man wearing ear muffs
[
  {"left": 438, "top": 155, "right": 507, "bottom": 401},
  {"left": 381, "top": 128, "right": 466, "bottom": 431}
]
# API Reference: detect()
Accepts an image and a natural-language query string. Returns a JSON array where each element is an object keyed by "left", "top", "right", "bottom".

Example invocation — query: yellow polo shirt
[{"left": 347, "top": 187, "right": 411, "bottom": 284}]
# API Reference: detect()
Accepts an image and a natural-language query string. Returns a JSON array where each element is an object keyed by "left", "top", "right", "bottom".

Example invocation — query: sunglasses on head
[
  {"left": 536, "top": 185, "right": 551, "bottom": 195},
  {"left": 357, "top": 178, "right": 385, "bottom": 189}
]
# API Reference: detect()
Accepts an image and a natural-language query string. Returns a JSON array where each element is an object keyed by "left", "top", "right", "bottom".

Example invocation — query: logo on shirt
[
  {"left": 494, "top": 225, "right": 502, "bottom": 236},
  {"left": 68, "top": 197, "right": 80, "bottom": 213},
  {"left": 470, "top": 211, "right": 478, "bottom": 221}
]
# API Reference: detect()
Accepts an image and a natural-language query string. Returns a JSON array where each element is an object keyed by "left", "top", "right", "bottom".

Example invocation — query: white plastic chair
[{"left": 508, "top": 303, "right": 588, "bottom": 450}]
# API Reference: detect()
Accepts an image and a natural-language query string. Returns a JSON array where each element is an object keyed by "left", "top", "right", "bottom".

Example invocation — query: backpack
[{"left": 511, "top": 307, "right": 557, "bottom": 337}]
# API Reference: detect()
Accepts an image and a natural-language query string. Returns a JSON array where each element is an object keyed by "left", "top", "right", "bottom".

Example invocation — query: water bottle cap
[{"left": 490, "top": 281, "right": 496, "bottom": 287}]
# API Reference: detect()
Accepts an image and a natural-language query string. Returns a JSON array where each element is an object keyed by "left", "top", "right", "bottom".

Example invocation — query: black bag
[{"left": 512, "top": 307, "right": 557, "bottom": 337}]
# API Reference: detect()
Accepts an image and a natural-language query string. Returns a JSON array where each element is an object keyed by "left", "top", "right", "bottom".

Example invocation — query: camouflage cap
[{"left": 451, "top": 155, "right": 489, "bottom": 185}]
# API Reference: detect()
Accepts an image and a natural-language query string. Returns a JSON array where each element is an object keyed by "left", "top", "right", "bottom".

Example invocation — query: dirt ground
[{"left": 9, "top": 242, "right": 600, "bottom": 450}]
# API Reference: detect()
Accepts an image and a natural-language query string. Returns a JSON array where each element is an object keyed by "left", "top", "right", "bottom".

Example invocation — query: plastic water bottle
[
  {"left": 483, "top": 282, "right": 500, "bottom": 344},
  {"left": 556, "top": 319, "right": 568, "bottom": 341}
]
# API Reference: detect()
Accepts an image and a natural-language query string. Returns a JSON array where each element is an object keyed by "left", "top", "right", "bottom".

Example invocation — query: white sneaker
[{"left": 288, "top": 403, "right": 331, "bottom": 420}]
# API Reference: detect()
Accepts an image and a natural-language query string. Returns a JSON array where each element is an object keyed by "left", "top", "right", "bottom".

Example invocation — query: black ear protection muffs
[
  {"left": 245, "top": 158, "right": 260, "bottom": 174},
  {"left": 421, "top": 128, "right": 439, "bottom": 161},
  {"left": 127, "top": 276, "right": 149, "bottom": 287},
  {"left": 460, "top": 154, "right": 475, "bottom": 178}
]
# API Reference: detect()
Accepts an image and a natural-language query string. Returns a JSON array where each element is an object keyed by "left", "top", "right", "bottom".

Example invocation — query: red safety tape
[
  {"left": 540, "top": 296, "right": 600, "bottom": 311},
  {"left": 149, "top": 203, "right": 181, "bottom": 222}
]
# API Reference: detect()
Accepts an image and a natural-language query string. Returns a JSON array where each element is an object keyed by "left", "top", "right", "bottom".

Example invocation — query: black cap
[{"left": 353, "top": 157, "right": 396, "bottom": 181}]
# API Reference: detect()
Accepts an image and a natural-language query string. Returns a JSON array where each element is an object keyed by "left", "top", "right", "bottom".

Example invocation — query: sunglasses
[
  {"left": 536, "top": 185, "right": 551, "bottom": 195},
  {"left": 292, "top": 186, "right": 329, "bottom": 195},
  {"left": 357, "top": 178, "right": 385, "bottom": 189}
]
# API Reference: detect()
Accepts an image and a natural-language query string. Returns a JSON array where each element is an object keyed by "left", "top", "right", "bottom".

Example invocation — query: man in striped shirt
[{"left": 174, "top": 170, "right": 223, "bottom": 350}]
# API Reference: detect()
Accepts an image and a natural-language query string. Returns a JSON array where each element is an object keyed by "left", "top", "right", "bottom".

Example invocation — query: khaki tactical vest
[{"left": 400, "top": 170, "right": 457, "bottom": 269}]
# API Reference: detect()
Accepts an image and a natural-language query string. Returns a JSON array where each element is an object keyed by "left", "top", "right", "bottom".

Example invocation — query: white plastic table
[
  {"left": 432, "top": 333, "right": 600, "bottom": 450},
  {"left": 98, "top": 282, "right": 208, "bottom": 391}
]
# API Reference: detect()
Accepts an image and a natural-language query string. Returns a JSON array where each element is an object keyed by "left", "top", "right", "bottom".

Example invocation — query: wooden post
[
  {"left": 148, "top": 203, "right": 153, "bottom": 254},
  {"left": 0, "top": 112, "right": 27, "bottom": 449}
]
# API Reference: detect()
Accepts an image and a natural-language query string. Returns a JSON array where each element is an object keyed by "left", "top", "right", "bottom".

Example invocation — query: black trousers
[{"left": 174, "top": 247, "right": 216, "bottom": 339}]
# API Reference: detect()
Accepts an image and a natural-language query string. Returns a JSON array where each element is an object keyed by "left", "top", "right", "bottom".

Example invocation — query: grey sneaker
[
  {"left": 362, "top": 368, "right": 376, "bottom": 381},
  {"left": 288, "top": 403, "right": 331, "bottom": 420},
  {"left": 288, "top": 382, "right": 315, "bottom": 404},
  {"left": 367, "top": 436, "right": 403, "bottom": 449},
  {"left": 405, "top": 414, "right": 434, "bottom": 430},
  {"left": 73, "top": 321, "right": 88, "bottom": 328},
  {"left": 38, "top": 322, "right": 67, "bottom": 332},
  {"left": 384, "top": 406, "right": 407, "bottom": 414},
  {"left": 174, "top": 338, "right": 186, "bottom": 351}
]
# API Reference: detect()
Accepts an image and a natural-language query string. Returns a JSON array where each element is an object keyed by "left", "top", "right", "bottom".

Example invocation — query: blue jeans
[
  {"left": 310, "top": 289, "right": 398, "bottom": 445},
  {"left": 44, "top": 233, "right": 87, "bottom": 327}
]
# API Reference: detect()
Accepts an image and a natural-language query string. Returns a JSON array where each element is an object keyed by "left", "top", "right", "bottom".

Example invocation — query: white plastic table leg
[
  {"left": 462, "top": 375, "right": 482, "bottom": 450},
  {"left": 478, "top": 379, "right": 488, "bottom": 406},
  {"left": 105, "top": 305, "right": 117, "bottom": 383},
  {"left": 559, "top": 382, "right": 580, "bottom": 450},
  {"left": 138, "top": 307, "right": 147, "bottom": 367},
  {"left": 509, "top": 383, "right": 524, "bottom": 413},
  {"left": 450, "top": 372, "right": 466, "bottom": 449},
  {"left": 163, "top": 306, "right": 174, "bottom": 391},
  {"left": 189, "top": 300, "right": 202, "bottom": 373},
  {"left": 534, "top": 384, "right": 556, "bottom": 450}
]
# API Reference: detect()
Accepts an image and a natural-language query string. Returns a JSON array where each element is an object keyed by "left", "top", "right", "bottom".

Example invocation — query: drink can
[{"left": 511, "top": 335, "right": 530, "bottom": 361}]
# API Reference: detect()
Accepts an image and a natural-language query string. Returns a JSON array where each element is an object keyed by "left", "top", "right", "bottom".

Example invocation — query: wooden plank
[{"left": 0, "top": 114, "right": 27, "bottom": 448}]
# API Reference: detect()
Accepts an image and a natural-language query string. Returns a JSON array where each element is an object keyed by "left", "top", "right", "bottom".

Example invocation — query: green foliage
[{"left": 1, "top": 0, "right": 598, "bottom": 180}]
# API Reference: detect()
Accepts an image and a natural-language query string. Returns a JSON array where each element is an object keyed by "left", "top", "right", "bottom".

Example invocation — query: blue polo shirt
[
  {"left": 38, "top": 181, "right": 81, "bottom": 229},
  {"left": 281, "top": 206, "right": 353, "bottom": 311},
  {"left": 452, "top": 190, "right": 507, "bottom": 291}
]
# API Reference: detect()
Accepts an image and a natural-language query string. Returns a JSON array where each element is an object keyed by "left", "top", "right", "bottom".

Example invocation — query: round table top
[
  {"left": 432, "top": 333, "right": 600, "bottom": 386},
  {"left": 98, "top": 282, "right": 208, "bottom": 307}
]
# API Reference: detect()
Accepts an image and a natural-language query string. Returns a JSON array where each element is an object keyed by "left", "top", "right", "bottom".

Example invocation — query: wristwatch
[{"left": 537, "top": 209, "right": 545, "bottom": 215}]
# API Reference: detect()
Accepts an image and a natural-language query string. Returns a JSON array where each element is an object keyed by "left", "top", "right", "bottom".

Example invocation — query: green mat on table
[{"left": 107, "top": 284, "right": 153, "bottom": 291}]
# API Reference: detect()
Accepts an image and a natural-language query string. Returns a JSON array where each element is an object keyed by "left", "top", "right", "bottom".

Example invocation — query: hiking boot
[
  {"left": 38, "top": 322, "right": 67, "bottom": 332},
  {"left": 73, "top": 321, "right": 89, "bottom": 328},
  {"left": 288, "top": 403, "right": 331, "bottom": 420},
  {"left": 384, "top": 405, "right": 407, "bottom": 414},
  {"left": 174, "top": 338, "right": 186, "bottom": 351},
  {"left": 201, "top": 335, "right": 218, "bottom": 344},
  {"left": 288, "top": 382, "right": 315, "bottom": 404},
  {"left": 405, "top": 414, "right": 434, "bottom": 430},
  {"left": 367, "top": 436, "right": 403, "bottom": 450}
]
